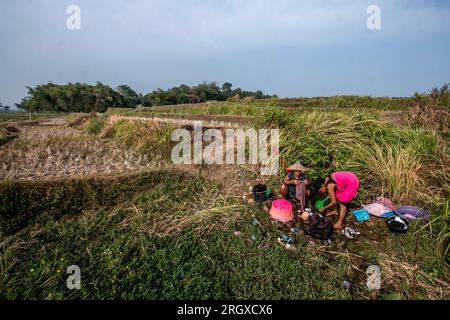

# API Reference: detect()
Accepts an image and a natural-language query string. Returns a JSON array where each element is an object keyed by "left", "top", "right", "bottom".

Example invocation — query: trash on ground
[
  {"left": 278, "top": 234, "right": 294, "bottom": 245},
  {"left": 290, "top": 227, "right": 301, "bottom": 234},
  {"left": 342, "top": 280, "right": 351, "bottom": 290},
  {"left": 277, "top": 239, "right": 296, "bottom": 250},
  {"left": 249, "top": 218, "right": 260, "bottom": 226},
  {"left": 341, "top": 227, "right": 361, "bottom": 239},
  {"left": 233, "top": 231, "right": 241, "bottom": 237}
]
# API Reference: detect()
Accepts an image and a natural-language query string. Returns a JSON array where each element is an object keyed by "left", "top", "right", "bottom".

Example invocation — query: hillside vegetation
[{"left": 0, "top": 87, "right": 449, "bottom": 300}]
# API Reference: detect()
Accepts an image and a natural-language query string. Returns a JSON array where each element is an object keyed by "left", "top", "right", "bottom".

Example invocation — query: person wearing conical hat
[{"left": 280, "top": 162, "right": 310, "bottom": 201}]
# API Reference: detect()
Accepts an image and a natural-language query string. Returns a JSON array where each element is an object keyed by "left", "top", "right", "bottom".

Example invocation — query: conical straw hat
[{"left": 287, "top": 162, "right": 309, "bottom": 172}]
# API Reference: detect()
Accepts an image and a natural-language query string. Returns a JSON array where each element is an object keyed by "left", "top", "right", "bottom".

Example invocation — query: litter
[
  {"left": 341, "top": 227, "right": 361, "bottom": 239},
  {"left": 277, "top": 235, "right": 296, "bottom": 250},
  {"left": 290, "top": 227, "right": 301, "bottom": 234},
  {"left": 249, "top": 218, "right": 260, "bottom": 226},
  {"left": 342, "top": 280, "right": 351, "bottom": 290},
  {"left": 278, "top": 234, "right": 294, "bottom": 245},
  {"left": 387, "top": 216, "right": 409, "bottom": 233},
  {"left": 233, "top": 231, "right": 241, "bottom": 237},
  {"left": 352, "top": 209, "right": 370, "bottom": 222}
]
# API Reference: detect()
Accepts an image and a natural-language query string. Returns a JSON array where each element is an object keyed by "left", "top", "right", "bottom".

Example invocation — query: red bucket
[{"left": 269, "top": 199, "right": 294, "bottom": 223}]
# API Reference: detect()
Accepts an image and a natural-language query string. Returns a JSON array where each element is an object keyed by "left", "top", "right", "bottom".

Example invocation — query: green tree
[{"left": 115, "top": 85, "right": 140, "bottom": 107}]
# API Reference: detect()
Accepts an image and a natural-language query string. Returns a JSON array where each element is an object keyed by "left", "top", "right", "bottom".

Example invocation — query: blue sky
[{"left": 1, "top": 0, "right": 450, "bottom": 106}]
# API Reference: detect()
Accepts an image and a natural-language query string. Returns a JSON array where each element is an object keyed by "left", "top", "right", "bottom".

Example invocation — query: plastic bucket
[
  {"left": 269, "top": 199, "right": 294, "bottom": 223},
  {"left": 395, "top": 206, "right": 430, "bottom": 221},
  {"left": 253, "top": 184, "right": 268, "bottom": 203},
  {"left": 387, "top": 216, "right": 409, "bottom": 233}
]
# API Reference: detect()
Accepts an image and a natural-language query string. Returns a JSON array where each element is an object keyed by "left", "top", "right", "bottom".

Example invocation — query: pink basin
[{"left": 269, "top": 199, "right": 294, "bottom": 223}]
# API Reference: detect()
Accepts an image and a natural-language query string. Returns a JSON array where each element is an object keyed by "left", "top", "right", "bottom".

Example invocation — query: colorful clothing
[
  {"left": 286, "top": 172, "right": 308, "bottom": 197},
  {"left": 285, "top": 172, "right": 309, "bottom": 210},
  {"left": 330, "top": 171, "right": 359, "bottom": 204}
]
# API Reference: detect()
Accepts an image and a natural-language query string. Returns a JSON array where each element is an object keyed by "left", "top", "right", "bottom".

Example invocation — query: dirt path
[
  {"left": 38, "top": 117, "right": 68, "bottom": 126},
  {"left": 117, "top": 115, "right": 252, "bottom": 129}
]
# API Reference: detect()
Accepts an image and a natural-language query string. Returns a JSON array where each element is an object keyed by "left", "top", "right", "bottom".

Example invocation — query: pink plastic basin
[{"left": 269, "top": 199, "right": 294, "bottom": 223}]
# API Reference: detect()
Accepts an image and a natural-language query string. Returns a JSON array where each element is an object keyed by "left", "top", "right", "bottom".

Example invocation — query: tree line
[
  {"left": 16, "top": 82, "right": 274, "bottom": 113},
  {"left": 0, "top": 102, "right": 11, "bottom": 112}
]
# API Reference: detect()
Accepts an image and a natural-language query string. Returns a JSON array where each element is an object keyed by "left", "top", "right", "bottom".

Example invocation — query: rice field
[{"left": 0, "top": 100, "right": 449, "bottom": 300}]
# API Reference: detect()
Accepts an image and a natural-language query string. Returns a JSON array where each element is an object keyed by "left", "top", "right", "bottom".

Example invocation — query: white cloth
[{"left": 362, "top": 203, "right": 392, "bottom": 217}]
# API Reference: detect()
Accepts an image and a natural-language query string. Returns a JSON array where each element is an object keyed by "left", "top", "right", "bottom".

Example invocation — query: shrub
[{"left": 84, "top": 115, "right": 106, "bottom": 135}]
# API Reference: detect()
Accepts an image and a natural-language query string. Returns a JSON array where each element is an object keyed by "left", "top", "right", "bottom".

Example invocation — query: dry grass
[
  {"left": 350, "top": 144, "right": 425, "bottom": 205},
  {"left": 0, "top": 125, "right": 159, "bottom": 180},
  {"left": 379, "top": 253, "right": 450, "bottom": 300},
  {"left": 153, "top": 204, "right": 244, "bottom": 236},
  {"left": 296, "top": 110, "right": 379, "bottom": 147},
  {"left": 406, "top": 104, "right": 449, "bottom": 131}
]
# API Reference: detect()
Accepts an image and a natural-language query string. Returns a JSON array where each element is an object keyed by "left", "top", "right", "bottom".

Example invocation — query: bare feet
[
  {"left": 333, "top": 222, "right": 343, "bottom": 230},
  {"left": 326, "top": 210, "right": 338, "bottom": 217}
]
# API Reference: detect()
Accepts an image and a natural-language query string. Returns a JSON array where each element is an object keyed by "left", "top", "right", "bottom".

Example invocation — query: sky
[{"left": 1, "top": 0, "right": 450, "bottom": 106}]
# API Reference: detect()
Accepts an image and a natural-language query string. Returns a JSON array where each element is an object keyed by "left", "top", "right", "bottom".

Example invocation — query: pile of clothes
[
  {"left": 362, "top": 197, "right": 396, "bottom": 218},
  {"left": 361, "top": 196, "right": 431, "bottom": 234}
]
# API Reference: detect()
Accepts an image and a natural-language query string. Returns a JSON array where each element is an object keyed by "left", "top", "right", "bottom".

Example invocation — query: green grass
[
  {"left": 84, "top": 115, "right": 106, "bottom": 135},
  {"left": 2, "top": 170, "right": 447, "bottom": 299},
  {"left": 0, "top": 170, "right": 349, "bottom": 299},
  {"left": 0, "top": 111, "right": 65, "bottom": 122},
  {"left": 1, "top": 100, "right": 449, "bottom": 300}
]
